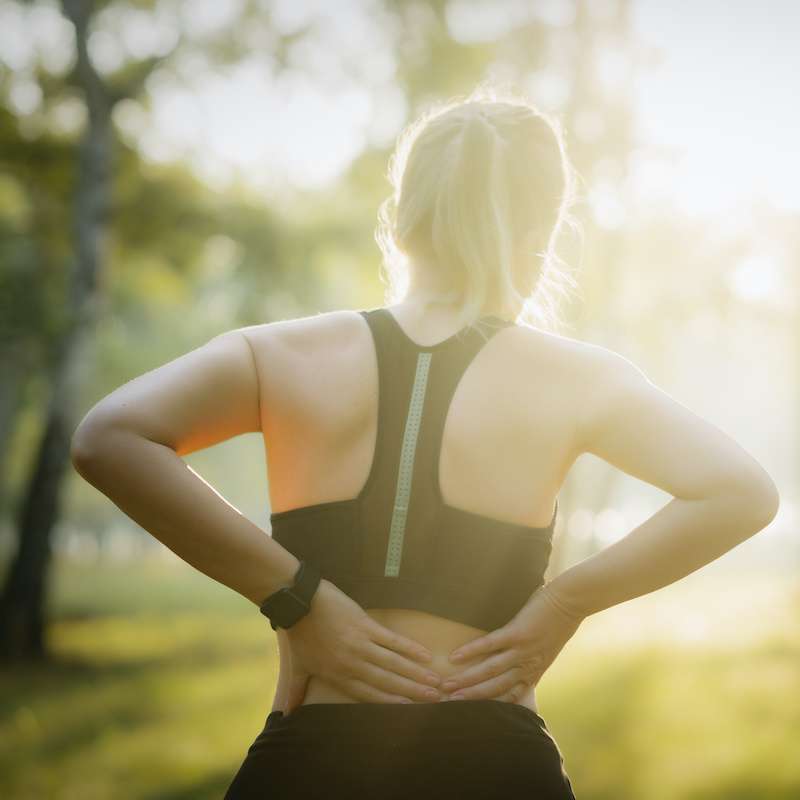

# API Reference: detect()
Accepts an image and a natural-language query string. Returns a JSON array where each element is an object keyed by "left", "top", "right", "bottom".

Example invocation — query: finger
[
  {"left": 449, "top": 627, "right": 514, "bottom": 663},
  {"left": 363, "top": 642, "right": 442, "bottom": 687},
  {"left": 368, "top": 621, "right": 433, "bottom": 663},
  {"left": 441, "top": 651, "right": 518, "bottom": 692},
  {"left": 354, "top": 659, "right": 441, "bottom": 702},
  {"left": 448, "top": 669, "right": 523, "bottom": 702},
  {"left": 342, "top": 676, "right": 416, "bottom": 704}
]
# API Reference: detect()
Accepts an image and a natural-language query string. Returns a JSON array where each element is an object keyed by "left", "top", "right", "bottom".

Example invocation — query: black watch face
[{"left": 267, "top": 588, "right": 307, "bottom": 625}]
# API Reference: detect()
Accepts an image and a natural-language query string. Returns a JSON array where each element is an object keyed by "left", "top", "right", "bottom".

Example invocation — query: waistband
[{"left": 265, "top": 699, "right": 550, "bottom": 738}]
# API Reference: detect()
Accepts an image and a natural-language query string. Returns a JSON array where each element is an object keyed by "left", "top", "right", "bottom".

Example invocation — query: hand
[
  {"left": 440, "top": 582, "right": 586, "bottom": 702},
  {"left": 283, "top": 578, "right": 443, "bottom": 712}
]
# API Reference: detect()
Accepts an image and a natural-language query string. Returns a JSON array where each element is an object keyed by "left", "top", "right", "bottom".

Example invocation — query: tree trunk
[{"left": 0, "top": 0, "right": 111, "bottom": 661}]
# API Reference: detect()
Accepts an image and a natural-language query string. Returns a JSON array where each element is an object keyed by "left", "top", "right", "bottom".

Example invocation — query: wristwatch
[{"left": 258, "top": 560, "right": 322, "bottom": 630}]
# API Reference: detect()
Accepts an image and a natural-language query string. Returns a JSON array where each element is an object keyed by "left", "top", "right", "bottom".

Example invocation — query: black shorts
[{"left": 224, "top": 699, "right": 577, "bottom": 799}]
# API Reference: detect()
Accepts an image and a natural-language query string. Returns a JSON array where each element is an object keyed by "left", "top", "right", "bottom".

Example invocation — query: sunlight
[
  {"left": 632, "top": 0, "right": 800, "bottom": 215},
  {"left": 5, "top": 2, "right": 796, "bottom": 797},
  {"left": 4, "top": 0, "right": 800, "bottom": 217},
  {"left": 576, "top": 569, "right": 795, "bottom": 650},
  {"left": 728, "top": 252, "right": 786, "bottom": 304}
]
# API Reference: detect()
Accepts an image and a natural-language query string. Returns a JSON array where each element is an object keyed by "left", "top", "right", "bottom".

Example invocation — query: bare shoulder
[
  {"left": 503, "top": 324, "right": 653, "bottom": 457},
  {"left": 504, "top": 322, "right": 642, "bottom": 385},
  {"left": 236, "top": 310, "right": 370, "bottom": 417},
  {"left": 238, "top": 309, "right": 365, "bottom": 356},
  {"left": 543, "top": 328, "right": 778, "bottom": 511}
]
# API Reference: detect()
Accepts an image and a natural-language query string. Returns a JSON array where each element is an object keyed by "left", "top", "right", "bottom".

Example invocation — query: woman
[{"left": 71, "top": 86, "right": 780, "bottom": 799}]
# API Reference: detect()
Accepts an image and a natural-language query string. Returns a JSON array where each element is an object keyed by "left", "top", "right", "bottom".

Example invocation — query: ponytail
[
  {"left": 431, "top": 110, "right": 514, "bottom": 327},
  {"left": 376, "top": 84, "right": 579, "bottom": 333}
]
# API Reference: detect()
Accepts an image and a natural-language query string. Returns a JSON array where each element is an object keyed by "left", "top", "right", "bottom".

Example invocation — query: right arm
[
  {"left": 545, "top": 348, "right": 780, "bottom": 619},
  {"left": 441, "top": 348, "right": 781, "bottom": 701}
]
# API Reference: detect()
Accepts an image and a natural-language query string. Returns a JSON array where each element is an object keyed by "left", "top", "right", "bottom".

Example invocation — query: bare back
[{"left": 245, "top": 307, "right": 594, "bottom": 713}]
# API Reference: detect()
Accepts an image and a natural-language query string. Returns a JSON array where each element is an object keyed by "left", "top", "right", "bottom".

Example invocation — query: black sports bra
[{"left": 270, "top": 307, "right": 558, "bottom": 632}]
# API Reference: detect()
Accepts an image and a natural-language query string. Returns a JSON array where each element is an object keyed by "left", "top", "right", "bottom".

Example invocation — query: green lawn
[{"left": 1, "top": 558, "right": 798, "bottom": 799}]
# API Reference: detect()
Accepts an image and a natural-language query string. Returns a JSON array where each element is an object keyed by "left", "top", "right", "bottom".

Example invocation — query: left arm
[
  {"left": 71, "top": 324, "right": 448, "bottom": 707},
  {"left": 70, "top": 329, "right": 300, "bottom": 605}
]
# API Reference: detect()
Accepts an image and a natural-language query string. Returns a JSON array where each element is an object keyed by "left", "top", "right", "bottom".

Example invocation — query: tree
[{"left": 0, "top": 0, "right": 119, "bottom": 659}]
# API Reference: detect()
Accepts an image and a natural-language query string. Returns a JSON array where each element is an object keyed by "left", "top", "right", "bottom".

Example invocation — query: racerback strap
[{"left": 358, "top": 308, "right": 514, "bottom": 582}]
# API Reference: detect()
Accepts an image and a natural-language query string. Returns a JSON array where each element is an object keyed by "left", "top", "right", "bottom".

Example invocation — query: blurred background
[{"left": 1, "top": 0, "right": 798, "bottom": 797}]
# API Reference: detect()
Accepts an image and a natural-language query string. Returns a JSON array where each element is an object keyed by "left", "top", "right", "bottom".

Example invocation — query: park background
[{"left": 1, "top": 0, "right": 798, "bottom": 797}]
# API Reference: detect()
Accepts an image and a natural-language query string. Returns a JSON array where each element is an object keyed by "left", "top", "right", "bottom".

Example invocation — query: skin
[
  {"left": 261, "top": 298, "right": 586, "bottom": 712},
  {"left": 71, "top": 287, "right": 778, "bottom": 718}
]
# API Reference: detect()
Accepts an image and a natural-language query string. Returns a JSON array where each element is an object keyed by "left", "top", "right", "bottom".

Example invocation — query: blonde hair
[{"left": 375, "top": 82, "right": 580, "bottom": 333}]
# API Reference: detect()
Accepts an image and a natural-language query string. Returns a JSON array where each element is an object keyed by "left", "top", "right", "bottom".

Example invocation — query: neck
[
  {"left": 404, "top": 263, "right": 523, "bottom": 321},
  {"left": 401, "top": 288, "right": 519, "bottom": 323}
]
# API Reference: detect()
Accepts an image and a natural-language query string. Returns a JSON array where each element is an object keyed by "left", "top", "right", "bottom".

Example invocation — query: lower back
[{"left": 277, "top": 608, "right": 539, "bottom": 712}]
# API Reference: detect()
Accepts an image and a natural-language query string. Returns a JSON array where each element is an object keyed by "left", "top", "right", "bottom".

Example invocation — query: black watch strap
[{"left": 258, "top": 560, "right": 322, "bottom": 630}]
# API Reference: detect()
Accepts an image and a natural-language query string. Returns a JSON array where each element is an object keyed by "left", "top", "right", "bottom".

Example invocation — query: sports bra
[{"left": 270, "top": 306, "right": 558, "bottom": 632}]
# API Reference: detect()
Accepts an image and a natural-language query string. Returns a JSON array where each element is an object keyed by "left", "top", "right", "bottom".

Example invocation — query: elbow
[
  {"left": 755, "top": 479, "right": 780, "bottom": 528},
  {"left": 70, "top": 414, "right": 116, "bottom": 476},
  {"left": 70, "top": 428, "right": 100, "bottom": 477},
  {"left": 731, "top": 471, "right": 781, "bottom": 531}
]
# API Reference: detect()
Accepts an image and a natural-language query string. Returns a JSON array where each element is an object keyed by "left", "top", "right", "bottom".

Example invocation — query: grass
[{"left": 1, "top": 557, "right": 798, "bottom": 799}]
